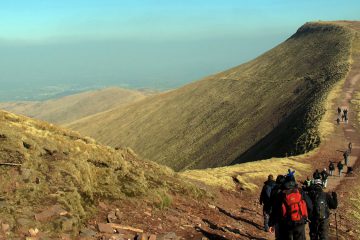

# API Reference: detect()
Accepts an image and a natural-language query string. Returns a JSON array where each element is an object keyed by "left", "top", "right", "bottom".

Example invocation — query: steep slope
[
  {"left": 70, "top": 22, "right": 356, "bottom": 171},
  {"left": 0, "top": 87, "right": 152, "bottom": 124},
  {"left": 0, "top": 110, "right": 199, "bottom": 238}
]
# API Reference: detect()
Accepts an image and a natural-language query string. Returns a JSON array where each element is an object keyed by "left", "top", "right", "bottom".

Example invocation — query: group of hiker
[
  {"left": 260, "top": 169, "right": 337, "bottom": 240},
  {"left": 329, "top": 143, "right": 353, "bottom": 178},
  {"left": 337, "top": 107, "right": 349, "bottom": 124}
]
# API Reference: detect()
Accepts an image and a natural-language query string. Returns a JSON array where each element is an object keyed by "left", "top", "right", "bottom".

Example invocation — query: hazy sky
[{"left": 0, "top": 0, "right": 359, "bottom": 100}]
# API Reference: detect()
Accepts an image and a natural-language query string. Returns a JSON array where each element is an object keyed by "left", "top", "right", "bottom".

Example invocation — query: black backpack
[{"left": 312, "top": 190, "right": 329, "bottom": 220}]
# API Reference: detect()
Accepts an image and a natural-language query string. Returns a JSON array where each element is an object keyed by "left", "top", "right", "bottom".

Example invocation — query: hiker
[
  {"left": 348, "top": 142, "right": 352, "bottom": 153},
  {"left": 313, "top": 169, "right": 321, "bottom": 180},
  {"left": 337, "top": 161, "right": 344, "bottom": 177},
  {"left": 343, "top": 150, "right": 349, "bottom": 166},
  {"left": 344, "top": 109, "right": 348, "bottom": 123},
  {"left": 287, "top": 169, "right": 295, "bottom": 181},
  {"left": 336, "top": 117, "right": 340, "bottom": 125},
  {"left": 268, "top": 175, "right": 312, "bottom": 240},
  {"left": 303, "top": 176, "right": 312, "bottom": 189},
  {"left": 337, "top": 107, "right": 341, "bottom": 116},
  {"left": 308, "top": 179, "right": 338, "bottom": 240},
  {"left": 259, "top": 174, "right": 276, "bottom": 232},
  {"left": 328, "top": 161, "right": 335, "bottom": 176},
  {"left": 320, "top": 168, "right": 328, "bottom": 188},
  {"left": 270, "top": 175, "right": 286, "bottom": 240}
]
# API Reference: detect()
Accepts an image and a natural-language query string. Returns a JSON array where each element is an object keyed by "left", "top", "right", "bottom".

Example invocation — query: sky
[{"left": 0, "top": 0, "right": 359, "bottom": 101}]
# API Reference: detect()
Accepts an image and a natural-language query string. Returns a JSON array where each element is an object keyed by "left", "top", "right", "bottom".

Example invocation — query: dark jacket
[
  {"left": 321, "top": 170, "right": 328, "bottom": 180},
  {"left": 260, "top": 179, "right": 276, "bottom": 213},
  {"left": 337, "top": 162, "right": 344, "bottom": 170},
  {"left": 269, "top": 181, "right": 313, "bottom": 227},
  {"left": 313, "top": 170, "right": 321, "bottom": 179},
  {"left": 329, "top": 162, "right": 335, "bottom": 171},
  {"left": 308, "top": 184, "right": 337, "bottom": 221}
]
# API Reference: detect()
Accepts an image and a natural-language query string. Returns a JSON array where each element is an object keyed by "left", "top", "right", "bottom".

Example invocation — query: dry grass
[
  {"left": 69, "top": 22, "right": 356, "bottom": 171},
  {"left": 0, "top": 110, "right": 201, "bottom": 238},
  {"left": 181, "top": 154, "right": 312, "bottom": 192},
  {"left": 0, "top": 87, "right": 151, "bottom": 124}
]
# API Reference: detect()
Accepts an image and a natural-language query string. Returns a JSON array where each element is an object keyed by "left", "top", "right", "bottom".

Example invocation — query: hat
[{"left": 314, "top": 179, "right": 322, "bottom": 185}]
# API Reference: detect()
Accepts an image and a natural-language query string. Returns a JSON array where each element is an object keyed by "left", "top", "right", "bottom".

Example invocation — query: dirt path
[{"left": 226, "top": 29, "right": 360, "bottom": 240}]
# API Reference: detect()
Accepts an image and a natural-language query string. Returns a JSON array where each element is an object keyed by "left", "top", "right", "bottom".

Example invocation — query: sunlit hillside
[
  {"left": 0, "top": 87, "right": 153, "bottom": 124},
  {"left": 69, "top": 22, "right": 356, "bottom": 171}
]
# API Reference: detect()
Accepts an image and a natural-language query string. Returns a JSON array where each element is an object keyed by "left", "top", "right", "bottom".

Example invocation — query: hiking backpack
[
  {"left": 281, "top": 188, "right": 308, "bottom": 223},
  {"left": 312, "top": 191, "right": 329, "bottom": 220}
]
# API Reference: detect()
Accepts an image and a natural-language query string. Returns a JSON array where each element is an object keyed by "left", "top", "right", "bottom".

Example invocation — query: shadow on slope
[{"left": 69, "top": 22, "right": 355, "bottom": 171}]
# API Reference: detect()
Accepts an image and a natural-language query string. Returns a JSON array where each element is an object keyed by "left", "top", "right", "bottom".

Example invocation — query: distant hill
[
  {"left": 0, "top": 87, "right": 153, "bottom": 124},
  {"left": 69, "top": 22, "right": 358, "bottom": 171}
]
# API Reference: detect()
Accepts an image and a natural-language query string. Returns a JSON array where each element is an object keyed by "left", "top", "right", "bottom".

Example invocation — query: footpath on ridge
[{"left": 191, "top": 25, "right": 360, "bottom": 240}]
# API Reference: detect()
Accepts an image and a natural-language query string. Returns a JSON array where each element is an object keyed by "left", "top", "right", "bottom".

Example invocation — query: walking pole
[{"left": 335, "top": 212, "right": 339, "bottom": 240}]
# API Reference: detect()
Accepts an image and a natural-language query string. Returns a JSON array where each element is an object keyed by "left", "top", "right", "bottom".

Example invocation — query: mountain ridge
[{"left": 69, "top": 21, "right": 357, "bottom": 171}]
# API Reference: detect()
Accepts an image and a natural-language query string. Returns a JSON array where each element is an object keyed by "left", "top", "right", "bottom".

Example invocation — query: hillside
[
  {"left": 69, "top": 21, "right": 356, "bottom": 171},
  {"left": 0, "top": 87, "right": 152, "bottom": 124},
  {"left": 0, "top": 110, "right": 201, "bottom": 238}
]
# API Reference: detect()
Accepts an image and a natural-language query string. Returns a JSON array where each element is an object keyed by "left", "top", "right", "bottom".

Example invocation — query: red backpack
[{"left": 281, "top": 188, "right": 308, "bottom": 222}]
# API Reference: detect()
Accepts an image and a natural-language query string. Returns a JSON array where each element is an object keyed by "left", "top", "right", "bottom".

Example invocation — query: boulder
[
  {"left": 98, "top": 223, "right": 114, "bottom": 234},
  {"left": 80, "top": 227, "right": 97, "bottom": 237},
  {"left": 1, "top": 223, "right": 10, "bottom": 232}
]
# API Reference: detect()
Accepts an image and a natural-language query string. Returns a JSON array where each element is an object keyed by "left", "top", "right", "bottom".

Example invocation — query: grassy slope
[
  {"left": 339, "top": 23, "right": 360, "bottom": 234},
  {"left": 0, "top": 87, "right": 150, "bottom": 124},
  {"left": 0, "top": 110, "right": 199, "bottom": 237},
  {"left": 69, "top": 22, "right": 354, "bottom": 171}
]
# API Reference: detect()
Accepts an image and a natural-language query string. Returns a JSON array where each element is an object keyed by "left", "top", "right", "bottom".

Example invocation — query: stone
[
  {"left": 208, "top": 204, "right": 216, "bottom": 209},
  {"left": 1, "top": 223, "right": 10, "bottom": 232},
  {"left": 29, "top": 228, "right": 39, "bottom": 237},
  {"left": 34, "top": 205, "right": 66, "bottom": 222},
  {"left": 98, "top": 223, "right": 114, "bottom": 234},
  {"left": 61, "top": 217, "right": 76, "bottom": 232},
  {"left": 158, "top": 232, "right": 179, "bottom": 240},
  {"left": 144, "top": 211, "right": 152, "bottom": 217},
  {"left": 107, "top": 210, "right": 117, "bottom": 223},
  {"left": 136, "top": 233, "right": 148, "bottom": 240},
  {"left": 109, "top": 235, "right": 125, "bottom": 240},
  {"left": 149, "top": 234, "right": 157, "bottom": 240},
  {"left": 79, "top": 227, "right": 97, "bottom": 237},
  {"left": 115, "top": 209, "right": 122, "bottom": 219},
  {"left": 99, "top": 202, "right": 108, "bottom": 210}
]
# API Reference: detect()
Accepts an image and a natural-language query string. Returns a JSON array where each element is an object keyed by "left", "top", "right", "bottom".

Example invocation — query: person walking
[
  {"left": 348, "top": 142, "right": 352, "bottom": 154},
  {"left": 344, "top": 109, "right": 348, "bottom": 123},
  {"left": 313, "top": 169, "right": 321, "bottom": 180},
  {"left": 328, "top": 161, "right": 335, "bottom": 176},
  {"left": 320, "top": 168, "right": 328, "bottom": 188},
  {"left": 268, "top": 175, "right": 312, "bottom": 240},
  {"left": 303, "top": 176, "right": 312, "bottom": 189},
  {"left": 308, "top": 179, "right": 338, "bottom": 240},
  {"left": 336, "top": 117, "right": 340, "bottom": 125},
  {"left": 270, "top": 175, "right": 286, "bottom": 240},
  {"left": 337, "top": 161, "right": 344, "bottom": 177},
  {"left": 343, "top": 150, "right": 349, "bottom": 166},
  {"left": 337, "top": 107, "right": 341, "bottom": 116},
  {"left": 259, "top": 174, "right": 276, "bottom": 232}
]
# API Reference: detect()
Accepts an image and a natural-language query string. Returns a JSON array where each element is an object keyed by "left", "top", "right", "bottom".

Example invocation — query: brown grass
[
  {"left": 69, "top": 22, "right": 356, "bottom": 171},
  {"left": 0, "top": 110, "right": 201, "bottom": 238},
  {"left": 0, "top": 87, "right": 152, "bottom": 124}
]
